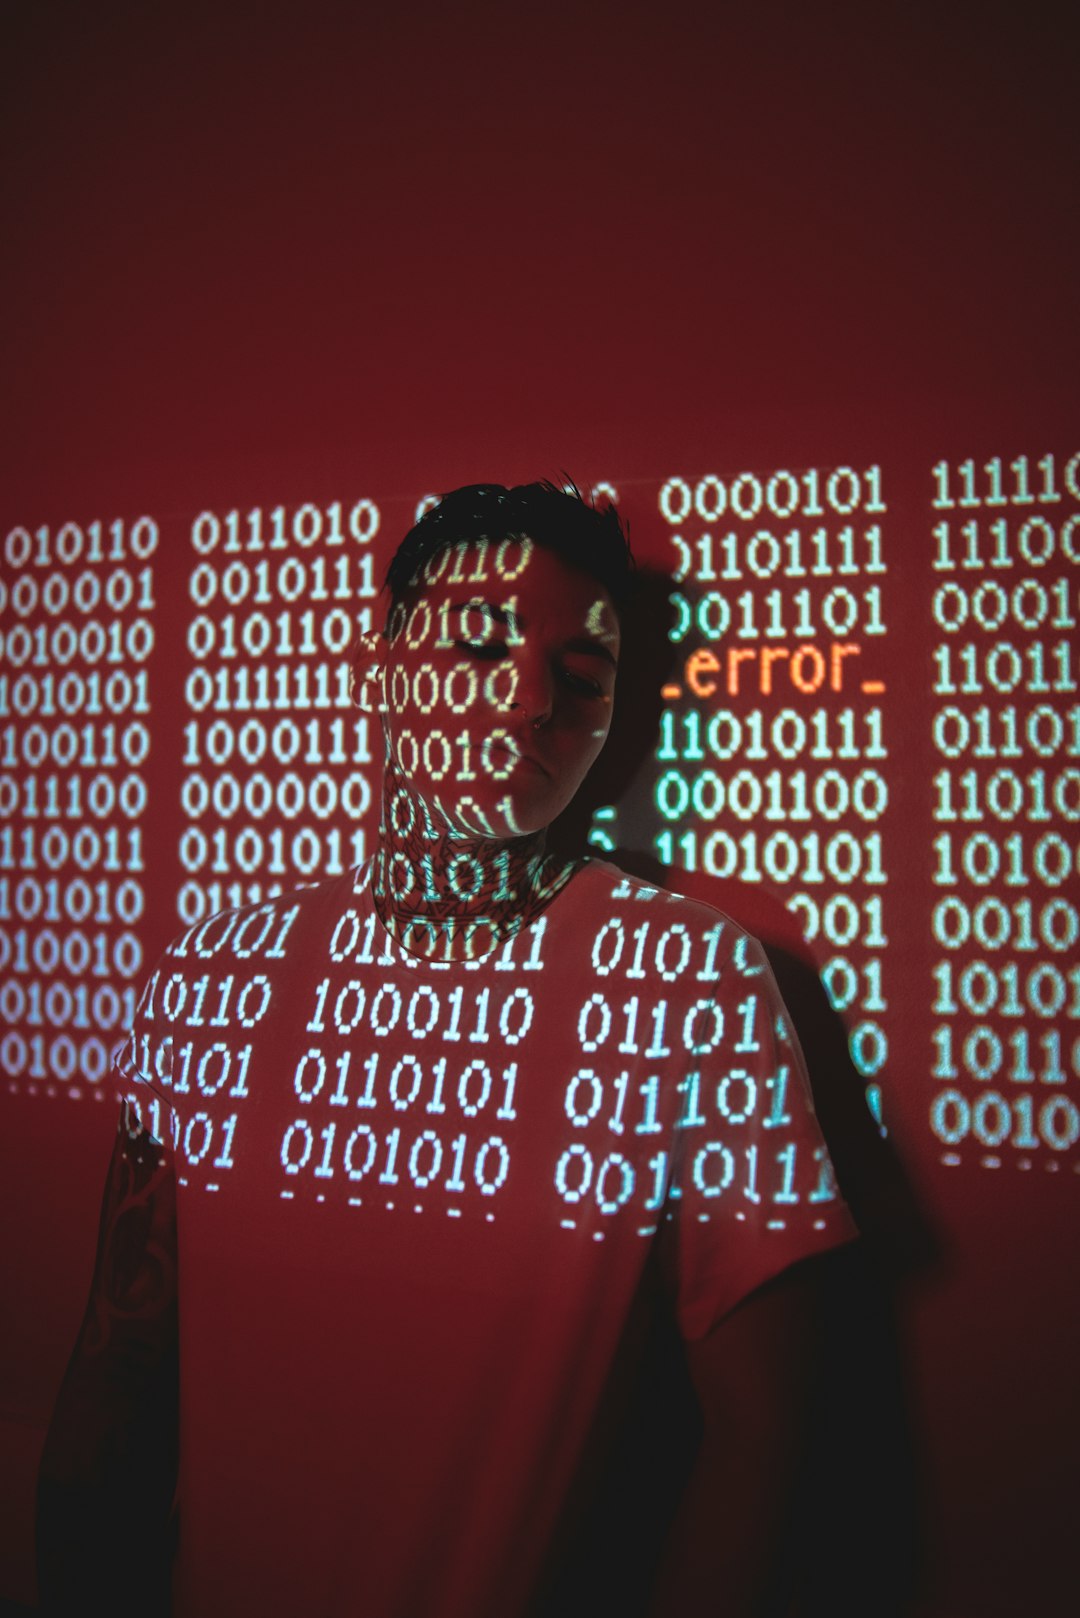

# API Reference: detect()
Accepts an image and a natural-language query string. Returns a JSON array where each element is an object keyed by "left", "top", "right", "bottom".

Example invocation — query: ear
[{"left": 350, "top": 630, "right": 388, "bottom": 713}]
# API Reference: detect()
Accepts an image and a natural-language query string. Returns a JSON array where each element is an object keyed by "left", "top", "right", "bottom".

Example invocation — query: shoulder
[
  {"left": 117, "top": 874, "right": 358, "bottom": 1106},
  {"left": 130, "top": 872, "right": 357, "bottom": 1030},
  {"left": 569, "top": 857, "right": 752, "bottom": 933},
  {"left": 157, "top": 871, "right": 358, "bottom": 971},
  {"left": 562, "top": 859, "right": 764, "bottom": 978}
]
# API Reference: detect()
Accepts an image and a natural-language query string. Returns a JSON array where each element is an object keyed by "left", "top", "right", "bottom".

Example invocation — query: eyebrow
[
  {"left": 563, "top": 636, "right": 619, "bottom": 670},
  {"left": 450, "top": 602, "right": 618, "bottom": 669}
]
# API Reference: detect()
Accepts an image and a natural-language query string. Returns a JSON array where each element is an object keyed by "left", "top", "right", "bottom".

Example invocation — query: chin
[{"left": 420, "top": 777, "right": 569, "bottom": 840}]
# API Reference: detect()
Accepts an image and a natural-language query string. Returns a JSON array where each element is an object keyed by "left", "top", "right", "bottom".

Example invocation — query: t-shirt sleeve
[{"left": 667, "top": 929, "right": 858, "bottom": 1340}]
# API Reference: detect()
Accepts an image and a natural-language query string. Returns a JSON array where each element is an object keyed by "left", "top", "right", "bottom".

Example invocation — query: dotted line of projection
[{"left": 939, "top": 1153, "right": 1080, "bottom": 1172}]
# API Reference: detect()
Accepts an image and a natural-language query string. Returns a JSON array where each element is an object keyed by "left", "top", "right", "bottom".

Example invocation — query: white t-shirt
[{"left": 117, "top": 858, "right": 857, "bottom": 1617}]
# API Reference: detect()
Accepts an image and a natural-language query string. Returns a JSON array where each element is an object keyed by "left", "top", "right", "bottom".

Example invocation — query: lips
[{"left": 489, "top": 737, "right": 550, "bottom": 777}]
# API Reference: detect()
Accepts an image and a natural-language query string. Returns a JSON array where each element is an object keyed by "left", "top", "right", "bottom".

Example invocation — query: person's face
[{"left": 378, "top": 537, "right": 620, "bottom": 838}]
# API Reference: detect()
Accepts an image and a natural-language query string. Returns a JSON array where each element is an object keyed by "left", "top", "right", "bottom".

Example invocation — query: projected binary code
[
  {"left": 927, "top": 451, "right": 1080, "bottom": 1163},
  {"left": 653, "top": 464, "right": 892, "bottom": 1129},
  {"left": 2, "top": 459, "right": 1078, "bottom": 1180},
  {"left": 118, "top": 861, "right": 841, "bottom": 1239},
  {"left": 0, "top": 516, "right": 157, "bottom": 1094},
  {"left": 178, "top": 498, "right": 379, "bottom": 924}
]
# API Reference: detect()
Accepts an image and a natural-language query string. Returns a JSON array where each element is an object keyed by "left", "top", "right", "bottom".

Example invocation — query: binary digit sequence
[
  {"left": 0, "top": 517, "right": 157, "bottom": 1092},
  {"left": 177, "top": 499, "right": 381, "bottom": 923},
  {"left": 656, "top": 464, "right": 892, "bottom": 1129},
  {"left": 927, "top": 450, "right": 1080, "bottom": 1168}
]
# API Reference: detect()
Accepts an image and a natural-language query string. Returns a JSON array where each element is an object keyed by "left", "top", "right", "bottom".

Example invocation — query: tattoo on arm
[{"left": 80, "top": 1108, "right": 179, "bottom": 1365}]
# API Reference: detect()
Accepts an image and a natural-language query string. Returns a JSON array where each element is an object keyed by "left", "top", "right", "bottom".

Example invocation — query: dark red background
[{"left": 2, "top": 2, "right": 1078, "bottom": 1612}]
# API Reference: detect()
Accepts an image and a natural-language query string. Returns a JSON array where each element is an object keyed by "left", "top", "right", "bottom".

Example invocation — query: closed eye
[{"left": 561, "top": 668, "right": 604, "bottom": 697}]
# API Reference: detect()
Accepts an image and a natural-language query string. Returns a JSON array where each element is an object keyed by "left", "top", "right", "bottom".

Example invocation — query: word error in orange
[{"left": 661, "top": 641, "right": 886, "bottom": 702}]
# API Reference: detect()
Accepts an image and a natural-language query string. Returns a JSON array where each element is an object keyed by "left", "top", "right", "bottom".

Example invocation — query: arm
[
  {"left": 36, "top": 1109, "right": 179, "bottom": 1617},
  {"left": 647, "top": 1260, "right": 824, "bottom": 1618}
]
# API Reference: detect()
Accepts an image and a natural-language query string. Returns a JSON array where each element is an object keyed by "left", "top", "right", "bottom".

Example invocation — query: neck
[{"left": 370, "top": 763, "right": 575, "bottom": 962}]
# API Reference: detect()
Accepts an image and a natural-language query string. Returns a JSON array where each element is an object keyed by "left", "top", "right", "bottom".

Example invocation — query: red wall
[{"left": 2, "top": 2, "right": 1078, "bottom": 1611}]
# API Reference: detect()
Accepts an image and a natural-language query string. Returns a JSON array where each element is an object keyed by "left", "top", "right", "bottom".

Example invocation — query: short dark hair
[{"left": 383, "top": 480, "right": 634, "bottom": 614}]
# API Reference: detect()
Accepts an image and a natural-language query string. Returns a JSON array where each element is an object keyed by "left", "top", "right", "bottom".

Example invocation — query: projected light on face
[{"left": 377, "top": 537, "right": 621, "bottom": 839}]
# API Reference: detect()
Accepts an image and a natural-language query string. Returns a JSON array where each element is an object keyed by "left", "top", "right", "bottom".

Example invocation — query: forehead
[{"left": 409, "top": 537, "right": 620, "bottom": 646}]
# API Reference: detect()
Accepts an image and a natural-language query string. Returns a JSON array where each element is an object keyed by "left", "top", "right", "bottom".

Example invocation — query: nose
[{"left": 501, "top": 651, "right": 554, "bottom": 729}]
